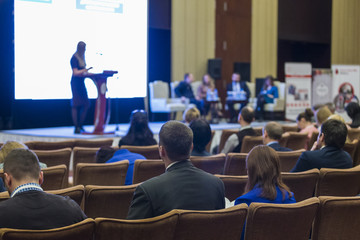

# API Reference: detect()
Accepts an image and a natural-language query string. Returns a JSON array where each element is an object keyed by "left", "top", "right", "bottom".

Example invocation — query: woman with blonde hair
[
  {"left": 315, "top": 106, "right": 332, "bottom": 126},
  {"left": 183, "top": 107, "right": 201, "bottom": 124}
]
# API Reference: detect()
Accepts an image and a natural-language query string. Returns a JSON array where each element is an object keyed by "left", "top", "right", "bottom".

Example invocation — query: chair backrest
[
  {"left": 85, "top": 184, "right": 139, "bottom": 219},
  {"left": 277, "top": 149, "right": 305, "bottom": 172},
  {"left": 281, "top": 169, "right": 320, "bottom": 202},
  {"left": 95, "top": 211, "right": 178, "bottom": 240},
  {"left": 343, "top": 139, "right": 358, "bottom": 160},
  {"left": 0, "top": 218, "right": 95, "bottom": 240},
  {"left": 285, "top": 132, "right": 308, "bottom": 150},
  {"left": 0, "top": 191, "right": 9, "bottom": 203},
  {"left": 150, "top": 80, "right": 170, "bottom": 99},
  {"left": 33, "top": 148, "right": 72, "bottom": 171},
  {"left": 24, "top": 140, "right": 75, "bottom": 150},
  {"left": 170, "top": 81, "right": 180, "bottom": 98},
  {"left": 47, "top": 185, "right": 85, "bottom": 208},
  {"left": 223, "top": 153, "right": 247, "bottom": 175},
  {"left": 120, "top": 145, "right": 160, "bottom": 159},
  {"left": 41, "top": 165, "right": 68, "bottom": 190},
  {"left": 307, "top": 130, "right": 319, "bottom": 150},
  {"left": 244, "top": 198, "right": 319, "bottom": 240},
  {"left": 205, "top": 130, "right": 215, "bottom": 153},
  {"left": 216, "top": 175, "right": 248, "bottom": 202},
  {"left": 218, "top": 129, "right": 238, "bottom": 153},
  {"left": 173, "top": 204, "right": 248, "bottom": 240},
  {"left": 190, "top": 80, "right": 202, "bottom": 94},
  {"left": 312, "top": 196, "right": 360, "bottom": 240},
  {"left": 282, "top": 125, "right": 298, "bottom": 133},
  {"left": 74, "top": 138, "right": 113, "bottom": 148},
  {"left": 347, "top": 128, "right": 360, "bottom": 141},
  {"left": 190, "top": 154, "right": 226, "bottom": 174},
  {"left": 246, "top": 81, "right": 255, "bottom": 98},
  {"left": 74, "top": 161, "right": 129, "bottom": 186},
  {"left": 240, "top": 136, "right": 263, "bottom": 153},
  {"left": 278, "top": 132, "right": 290, "bottom": 147},
  {"left": 253, "top": 127, "right": 263, "bottom": 136},
  {"left": 274, "top": 81, "right": 286, "bottom": 99},
  {"left": 315, "top": 165, "right": 360, "bottom": 196},
  {"left": 132, "top": 160, "right": 165, "bottom": 184},
  {"left": 72, "top": 147, "right": 98, "bottom": 171}
]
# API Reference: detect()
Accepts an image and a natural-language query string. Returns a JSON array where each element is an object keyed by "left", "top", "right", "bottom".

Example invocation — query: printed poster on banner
[
  {"left": 331, "top": 65, "right": 360, "bottom": 121},
  {"left": 312, "top": 69, "right": 332, "bottom": 107},
  {"left": 285, "top": 63, "right": 312, "bottom": 121}
]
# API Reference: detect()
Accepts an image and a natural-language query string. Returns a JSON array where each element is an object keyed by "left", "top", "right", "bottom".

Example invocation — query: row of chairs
[{"left": 1, "top": 196, "right": 359, "bottom": 240}]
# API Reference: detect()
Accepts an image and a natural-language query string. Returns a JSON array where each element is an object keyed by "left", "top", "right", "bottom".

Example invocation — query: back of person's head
[
  {"left": 315, "top": 106, "right": 332, "bottom": 126},
  {"left": 96, "top": 146, "right": 116, "bottom": 163},
  {"left": 321, "top": 119, "right": 347, "bottom": 149},
  {"left": 183, "top": 107, "right": 200, "bottom": 123},
  {"left": 189, "top": 119, "right": 211, "bottom": 153},
  {"left": 4, "top": 149, "right": 40, "bottom": 182},
  {"left": 264, "top": 122, "right": 283, "bottom": 140},
  {"left": 324, "top": 102, "right": 335, "bottom": 113},
  {"left": 345, "top": 102, "right": 360, "bottom": 128},
  {"left": 159, "top": 121, "right": 193, "bottom": 162},
  {"left": 0, "top": 141, "right": 28, "bottom": 164},
  {"left": 245, "top": 145, "right": 291, "bottom": 200},
  {"left": 239, "top": 106, "right": 254, "bottom": 124},
  {"left": 184, "top": 73, "right": 190, "bottom": 81},
  {"left": 297, "top": 108, "right": 314, "bottom": 122}
]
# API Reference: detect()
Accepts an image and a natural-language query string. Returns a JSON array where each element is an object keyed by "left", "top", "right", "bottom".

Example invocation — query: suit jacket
[
  {"left": 127, "top": 160, "right": 225, "bottom": 219},
  {"left": 291, "top": 146, "right": 353, "bottom": 172},
  {"left": 0, "top": 191, "right": 86, "bottom": 230},
  {"left": 175, "top": 81, "right": 195, "bottom": 99},
  {"left": 232, "top": 127, "right": 257, "bottom": 153},
  {"left": 226, "top": 81, "right": 250, "bottom": 99},
  {"left": 268, "top": 142, "right": 292, "bottom": 152}
]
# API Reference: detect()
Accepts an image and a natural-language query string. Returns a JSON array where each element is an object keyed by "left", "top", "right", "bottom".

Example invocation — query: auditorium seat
[
  {"left": 315, "top": 165, "right": 360, "bottom": 197},
  {"left": 223, "top": 153, "right": 247, "bottom": 175},
  {"left": 0, "top": 191, "right": 9, "bottom": 203},
  {"left": 173, "top": 204, "right": 248, "bottom": 240},
  {"left": 253, "top": 127, "right": 263, "bottom": 136},
  {"left": 282, "top": 125, "right": 299, "bottom": 133},
  {"left": 215, "top": 175, "right": 247, "bottom": 201},
  {"left": 41, "top": 164, "right": 68, "bottom": 190},
  {"left": 283, "top": 132, "right": 308, "bottom": 150},
  {"left": 132, "top": 160, "right": 165, "bottom": 184},
  {"left": 33, "top": 148, "right": 72, "bottom": 171},
  {"left": 95, "top": 211, "right": 178, "bottom": 240},
  {"left": 120, "top": 145, "right": 160, "bottom": 159},
  {"left": 244, "top": 198, "right": 319, "bottom": 240},
  {"left": 205, "top": 130, "right": 215, "bottom": 153},
  {"left": 343, "top": 139, "right": 358, "bottom": 161},
  {"left": 281, "top": 169, "right": 319, "bottom": 202},
  {"left": 278, "top": 132, "right": 290, "bottom": 147},
  {"left": 0, "top": 218, "right": 95, "bottom": 240},
  {"left": 307, "top": 131, "right": 319, "bottom": 150},
  {"left": 72, "top": 147, "right": 98, "bottom": 171},
  {"left": 240, "top": 136, "right": 263, "bottom": 153},
  {"left": 347, "top": 128, "right": 360, "bottom": 141},
  {"left": 217, "top": 129, "right": 238, "bottom": 153},
  {"left": 190, "top": 154, "right": 226, "bottom": 174},
  {"left": 277, "top": 149, "right": 305, "bottom": 172},
  {"left": 74, "top": 138, "right": 114, "bottom": 148},
  {"left": 312, "top": 196, "right": 360, "bottom": 240},
  {"left": 85, "top": 184, "right": 139, "bottom": 219},
  {"left": 24, "top": 140, "right": 74, "bottom": 150},
  {"left": 74, "top": 161, "right": 129, "bottom": 186},
  {"left": 47, "top": 185, "right": 85, "bottom": 209}
]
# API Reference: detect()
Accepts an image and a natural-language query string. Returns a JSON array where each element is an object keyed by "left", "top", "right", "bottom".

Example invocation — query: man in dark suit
[
  {"left": 291, "top": 119, "right": 353, "bottom": 172},
  {"left": 127, "top": 121, "right": 225, "bottom": 220},
  {"left": 175, "top": 73, "right": 204, "bottom": 114},
  {"left": 0, "top": 149, "right": 86, "bottom": 229},
  {"left": 222, "top": 106, "right": 257, "bottom": 153},
  {"left": 263, "top": 122, "right": 292, "bottom": 152},
  {"left": 226, "top": 72, "right": 251, "bottom": 123}
]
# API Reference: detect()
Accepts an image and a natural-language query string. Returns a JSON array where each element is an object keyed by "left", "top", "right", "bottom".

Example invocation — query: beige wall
[
  {"left": 250, "top": 0, "right": 278, "bottom": 82},
  {"left": 332, "top": 0, "right": 360, "bottom": 65},
  {"left": 172, "top": 0, "right": 215, "bottom": 82}
]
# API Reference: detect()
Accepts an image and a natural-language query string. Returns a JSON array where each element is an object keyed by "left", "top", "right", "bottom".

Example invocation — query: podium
[{"left": 86, "top": 70, "right": 118, "bottom": 135}]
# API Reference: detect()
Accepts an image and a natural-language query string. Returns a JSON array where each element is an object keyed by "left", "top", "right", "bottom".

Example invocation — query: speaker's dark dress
[{"left": 70, "top": 55, "right": 89, "bottom": 107}]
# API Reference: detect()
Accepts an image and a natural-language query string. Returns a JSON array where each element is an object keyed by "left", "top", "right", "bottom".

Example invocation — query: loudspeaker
[
  {"left": 233, "top": 62, "right": 250, "bottom": 82},
  {"left": 207, "top": 59, "right": 222, "bottom": 80}
]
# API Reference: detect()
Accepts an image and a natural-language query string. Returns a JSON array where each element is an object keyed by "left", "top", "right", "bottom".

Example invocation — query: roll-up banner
[{"left": 312, "top": 69, "right": 332, "bottom": 107}]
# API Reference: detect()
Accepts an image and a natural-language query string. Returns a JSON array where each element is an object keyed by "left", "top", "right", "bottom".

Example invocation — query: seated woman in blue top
[
  {"left": 255, "top": 75, "right": 279, "bottom": 120},
  {"left": 235, "top": 145, "right": 296, "bottom": 206}
]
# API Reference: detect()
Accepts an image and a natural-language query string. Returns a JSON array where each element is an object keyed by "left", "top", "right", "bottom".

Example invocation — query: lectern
[{"left": 86, "top": 70, "right": 118, "bottom": 134}]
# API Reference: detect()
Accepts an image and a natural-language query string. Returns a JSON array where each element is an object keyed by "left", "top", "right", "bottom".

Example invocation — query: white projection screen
[{"left": 14, "top": 0, "right": 148, "bottom": 99}]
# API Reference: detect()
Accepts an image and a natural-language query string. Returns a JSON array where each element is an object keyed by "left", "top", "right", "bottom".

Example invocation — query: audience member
[
  {"left": 183, "top": 107, "right": 200, "bottom": 124},
  {"left": 222, "top": 106, "right": 256, "bottom": 154},
  {"left": 328, "top": 114, "right": 351, "bottom": 143},
  {"left": 189, "top": 119, "right": 212, "bottom": 156},
  {"left": 255, "top": 75, "right": 278, "bottom": 120},
  {"left": 0, "top": 149, "right": 86, "bottom": 229},
  {"left": 127, "top": 121, "right": 225, "bottom": 219},
  {"left": 226, "top": 72, "right": 250, "bottom": 123},
  {"left": 175, "top": 73, "right": 204, "bottom": 114},
  {"left": 297, "top": 108, "right": 318, "bottom": 149},
  {"left": 118, "top": 110, "right": 157, "bottom": 147},
  {"left": 345, "top": 102, "right": 360, "bottom": 128},
  {"left": 95, "top": 146, "right": 117, "bottom": 163},
  {"left": 262, "top": 122, "right": 292, "bottom": 152},
  {"left": 314, "top": 106, "right": 332, "bottom": 127},
  {"left": 291, "top": 119, "right": 353, "bottom": 172}
]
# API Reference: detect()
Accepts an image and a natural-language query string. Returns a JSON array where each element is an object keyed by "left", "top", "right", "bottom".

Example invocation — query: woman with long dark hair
[{"left": 345, "top": 102, "right": 360, "bottom": 128}]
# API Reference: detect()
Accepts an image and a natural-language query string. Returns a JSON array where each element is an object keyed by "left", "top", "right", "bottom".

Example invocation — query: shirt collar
[
  {"left": 240, "top": 125, "right": 252, "bottom": 131},
  {"left": 267, "top": 141, "right": 279, "bottom": 146},
  {"left": 166, "top": 159, "right": 190, "bottom": 171},
  {"left": 11, "top": 183, "right": 43, "bottom": 198}
]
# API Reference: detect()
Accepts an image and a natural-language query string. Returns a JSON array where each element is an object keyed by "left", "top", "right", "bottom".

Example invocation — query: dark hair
[
  {"left": 245, "top": 145, "right": 292, "bottom": 200},
  {"left": 321, "top": 119, "right": 348, "bottom": 148},
  {"left": 263, "top": 75, "right": 274, "bottom": 88},
  {"left": 159, "top": 121, "right": 193, "bottom": 161},
  {"left": 240, "top": 107, "right": 254, "bottom": 124},
  {"left": 4, "top": 149, "right": 40, "bottom": 181},
  {"left": 184, "top": 73, "right": 190, "bottom": 81},
  {"left": 264, "top": 121, "right": 283, "bottom": 140},
  {"left": 345, "top": 102, "right": 360, "bottom": 128},
  {"left": 189, "top": 119, "right": 211, "bottom": 153},
  {"left": 76, "top": 41, "right": 86, "bottom": 52},
  {"left": 119, "top": 110, "right": 157, "bottom": 147},
  {"left": 297, "top": 108, "right": 314, "bottom": 122},
  {"left": 96, "top": 146, "right": 116, "bottom": 163}
]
